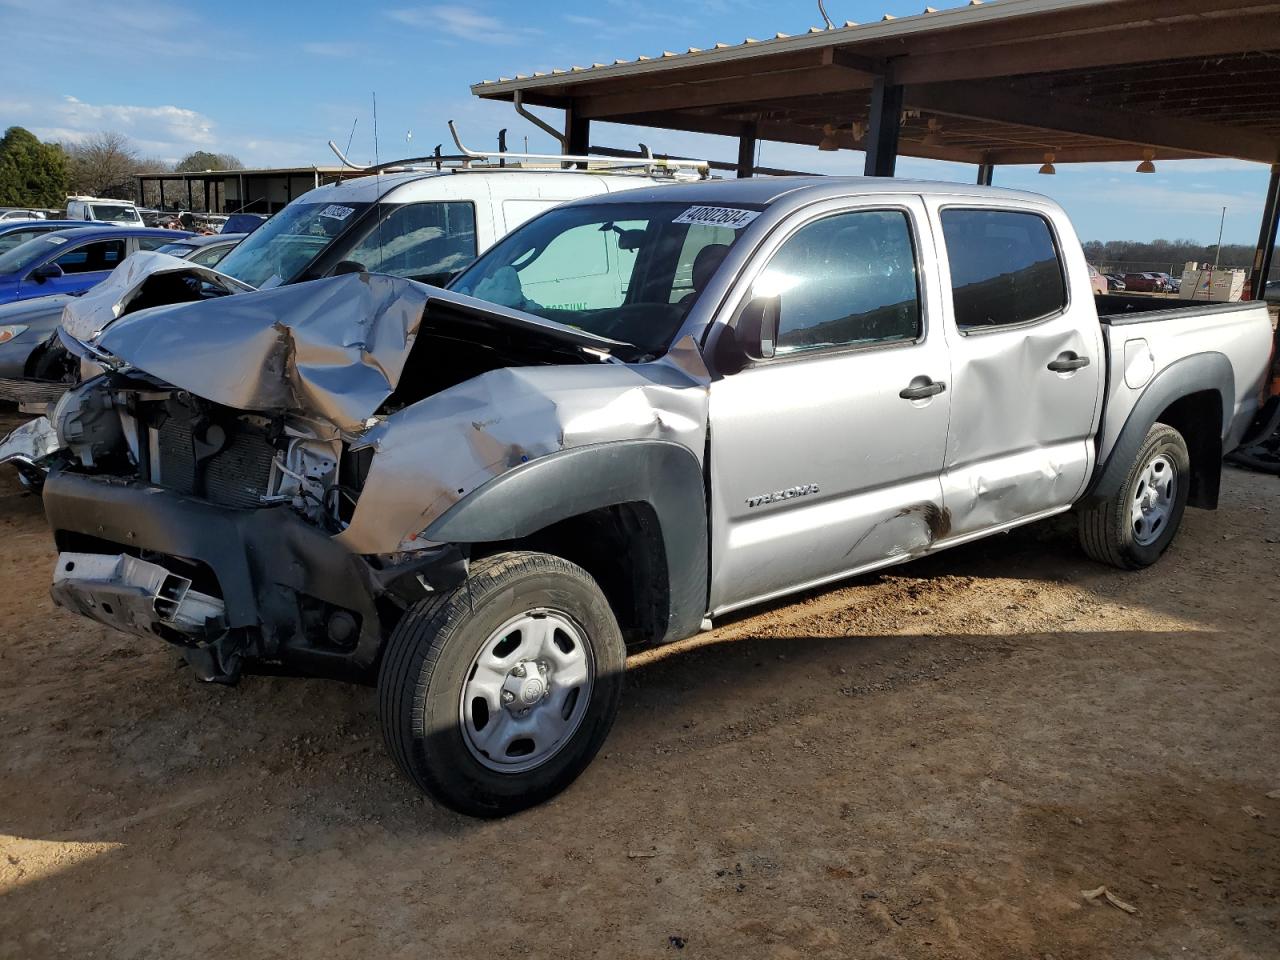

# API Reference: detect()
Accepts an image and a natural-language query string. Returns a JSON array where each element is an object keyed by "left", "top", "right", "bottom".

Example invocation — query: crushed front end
[{"left": 43, "top": 374, "right": 464, "bottom": 682}]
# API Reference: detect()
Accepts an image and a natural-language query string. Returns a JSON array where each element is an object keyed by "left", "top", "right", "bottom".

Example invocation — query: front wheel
[
  {"left": 377, "top": 551, "right": 625, "bottom": 817},
  {"left": 1078, "top": 422, "right": 1191, "bottom": 569}
]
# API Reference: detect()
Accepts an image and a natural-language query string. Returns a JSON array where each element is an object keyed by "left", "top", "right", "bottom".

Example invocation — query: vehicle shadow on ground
[{"left": 4, "top": 615, "right": 1274, "bottom": 959}]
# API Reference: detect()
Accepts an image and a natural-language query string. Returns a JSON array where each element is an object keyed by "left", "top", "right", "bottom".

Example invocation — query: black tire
[
  {"left": 1079, "top": 422, "right": 1191, "bottom": 569},
  {"left": 377, "top": 551, "right": 625, "bottom": 817}
]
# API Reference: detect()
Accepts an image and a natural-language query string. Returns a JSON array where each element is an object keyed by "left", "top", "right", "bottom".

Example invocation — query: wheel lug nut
[
  {"left": 501, "top": 690, "right": 514, "bottom": 704},
  {"left": 512, "top": 664, "right": 526, "bottom": 678}
]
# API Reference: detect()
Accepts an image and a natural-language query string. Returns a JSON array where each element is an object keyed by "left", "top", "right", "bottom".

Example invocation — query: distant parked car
[
  {"left": 64, "top": 196, "right": 144, "bottom": 225},
  {"left": 0, "top": 226, "right": 191, "bottom": 306},
  {"left": 1123, "top": 272, "right": 1170, "bottom": 293},
  {"left": 152, "top": 232, "right": 246, "bottom": 268},
  {"left": 1104, "top": 273, "right": 1127, "bottom": 291},
  {"left": 0, "top": 208, "right": 48, "bottom": 221},
  {"left": 1264, "top": 280, "right": 1280, "bottom": 303},
  {"left": 1152, "top": 271, "right": 1181, "bottom": 293},
  {"left": 0, "top": 220, "right": 101, "bottom": 254},
  {"left": 221, "top": 213, "right": 269, "bottom": 235},
  {"left": 1087, "top": 264, "right": 1108, "bottom": 296}
]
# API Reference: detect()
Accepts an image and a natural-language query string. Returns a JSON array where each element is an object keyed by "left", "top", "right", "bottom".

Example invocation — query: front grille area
[{"left": 154, "top": 415, "right": 276, "bottom": 509}]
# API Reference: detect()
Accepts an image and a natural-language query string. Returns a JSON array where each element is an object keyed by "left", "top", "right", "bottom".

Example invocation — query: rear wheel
[
  {"left": 377, "top": 551, "right": 625, "bottom": 817},
  {"left": 1079, "top": 422, "right": 1190, "bottom": 569}
]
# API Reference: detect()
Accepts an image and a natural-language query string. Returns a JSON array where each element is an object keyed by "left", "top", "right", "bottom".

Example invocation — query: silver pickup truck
[{"left": 38, "top": 178, "right": 1275, "bottom": 816}]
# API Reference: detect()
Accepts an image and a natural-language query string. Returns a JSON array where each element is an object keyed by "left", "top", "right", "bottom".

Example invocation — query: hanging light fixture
[
  {"left": 1038, "top": 151, "right": 1057, "bottom": 175},
  {"left": 921, "top": 118, "right": 943, "bottom": 147},
  {"left": 1136, "top": 148, "right": 1156, "bottom": 173},
  {"left": 819, "top": 123, "right": 840, "bottom": 151}
]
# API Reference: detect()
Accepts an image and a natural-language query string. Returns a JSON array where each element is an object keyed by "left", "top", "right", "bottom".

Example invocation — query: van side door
[
  {"left": 707, "top": 197, "right": 952, "bottom": 615},
  {"left": 926, "top": 201, "right": 1104, "bottom": 538}
]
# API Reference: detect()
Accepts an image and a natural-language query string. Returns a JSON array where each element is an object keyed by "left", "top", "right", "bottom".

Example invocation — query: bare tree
[{"left": 65, "top": 130, "right": 139, "bottom": 199}]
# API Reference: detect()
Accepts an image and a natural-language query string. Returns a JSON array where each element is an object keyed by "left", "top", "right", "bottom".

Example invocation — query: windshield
[
  {"left": 451, "top": 201, "right": 753, "bottom": 355},
  {"left": 0, "top": 233, "right": 66, "bottom": 274},
  {"left": 214, "top": 200, "right": 370, "bottom": 288},
  {"left": 0, "top": 228, "right": 52, "bottom": 254},
  {"left": 154, "top": 242, "right": 198, "bottom": 257},
  {"left": 91, "top": 204, "right": 140, "bottom": 223}
]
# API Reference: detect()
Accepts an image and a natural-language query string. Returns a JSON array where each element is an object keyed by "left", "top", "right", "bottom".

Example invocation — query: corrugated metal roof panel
[{"left": 471, "top": 0, "right": 1115, "bottom": 94}]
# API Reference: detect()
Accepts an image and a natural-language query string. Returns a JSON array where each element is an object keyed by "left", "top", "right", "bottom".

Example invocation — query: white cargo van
[
  {"left": 210, "top": 164, "right": 694, "bottom": 292},
  {"left": 64, "top": 197, "right": 144, "bottom": 225}
]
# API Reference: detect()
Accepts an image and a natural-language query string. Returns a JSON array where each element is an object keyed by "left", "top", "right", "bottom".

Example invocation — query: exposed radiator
[{"left": 153, "top": 417, "right": 276, "bottom": 509}]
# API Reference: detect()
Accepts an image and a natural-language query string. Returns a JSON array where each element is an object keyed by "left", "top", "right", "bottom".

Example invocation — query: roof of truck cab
[{"left": 552, "top": 176, "right": 1053, "bottom": 209}]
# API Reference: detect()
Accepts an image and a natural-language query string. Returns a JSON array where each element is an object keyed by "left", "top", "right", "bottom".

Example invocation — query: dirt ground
[{"left": 1, "top": 413, "right": 1277, "bottom": 960}]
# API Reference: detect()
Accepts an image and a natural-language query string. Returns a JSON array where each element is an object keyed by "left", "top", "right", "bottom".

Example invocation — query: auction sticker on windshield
[
  {"left": 673, "top": 206, "right": 760, "bottom": 229},
  {"left": 319, "top": 204, "right": 355, "bottom": 221}
]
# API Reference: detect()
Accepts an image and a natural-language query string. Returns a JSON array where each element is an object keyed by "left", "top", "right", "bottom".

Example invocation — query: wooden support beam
[
  {"left": 864, "top": 77, "right": 903, "bottom": 177},
  {"left": 577, "top": 64, "right": 873, "bottom": 120},
  {"left": 982, "top": 144, "right": 1205, "bottom": 164},
  {"left": 1251, "top": 164, "right": 1280, "bottom": 302},
  {"left": 605, "top": 110, "right": 982, "bottom": 164},
  {"left": 888, "top": 11, "right": 1280, "bottom": 85},
  {"left": 737, "top": 121, "right": 758, "bottom": 178},
  {"left": 906, "top": 80, "right": 1280, "bottom": 164}
]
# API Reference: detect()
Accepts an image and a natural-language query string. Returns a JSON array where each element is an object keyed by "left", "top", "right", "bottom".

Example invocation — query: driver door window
[
  {"left": 344, "top": 201, "right": 477, "bottom": 284},
  {"left": 760, "top": 210, "right": 921, "bottom": 355},
  {"left": 55, "top": 239, "right": 125, "bottom": 274}
]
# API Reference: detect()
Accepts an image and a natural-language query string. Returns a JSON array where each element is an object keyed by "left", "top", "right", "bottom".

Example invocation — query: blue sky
[{"left": 0, "top": 0, "right": 1272, "bottom": 244}]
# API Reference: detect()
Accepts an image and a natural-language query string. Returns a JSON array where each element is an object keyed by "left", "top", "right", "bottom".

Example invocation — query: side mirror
[
  {"left": 713, "top": 296, "right": 780, "bottom": 374},
  {"left": 737, "top": 295, "right": 779, "bottom": 361},
  {"left": 29, "top": 262, "right": 64, "bottom": 283}
]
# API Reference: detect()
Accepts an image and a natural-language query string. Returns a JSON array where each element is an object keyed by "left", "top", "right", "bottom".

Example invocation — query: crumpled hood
[
  {"left": 61, "top": 250, "right": 255, "bottom": 341},
  {"left": 90, "top": 271, "right": 629, "bottom": 435}
]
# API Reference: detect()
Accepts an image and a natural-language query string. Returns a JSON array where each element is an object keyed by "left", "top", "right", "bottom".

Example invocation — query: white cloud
[
  {"left": 17, "top": 93, "right": 318, "bottom": 167},
  {"left": 386, "top": 5, "right": 540, "bottom": 45}
]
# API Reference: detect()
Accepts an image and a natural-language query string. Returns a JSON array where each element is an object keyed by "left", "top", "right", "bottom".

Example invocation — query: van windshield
[
  {"left": 90, "top": 205, "right": 140, "bottom": 223},
  {"left": 450, "top": 201, "right": 754, "bottom": 355},
  {"left": 214, "top": 200, "right": 370, "bottom": 288}
]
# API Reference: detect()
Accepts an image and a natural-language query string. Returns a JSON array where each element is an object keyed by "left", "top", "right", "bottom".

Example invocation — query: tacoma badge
[{"left": 746, "top": 483, "right": 820, "bottom": 508}]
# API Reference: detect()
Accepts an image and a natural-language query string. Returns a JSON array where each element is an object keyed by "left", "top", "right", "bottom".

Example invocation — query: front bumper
[{"left": 43, "top": 470, "right": 465, "bottom": 678}]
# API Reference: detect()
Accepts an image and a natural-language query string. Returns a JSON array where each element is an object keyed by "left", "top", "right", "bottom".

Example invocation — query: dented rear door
[{"left": 928, "top": 199, "right": 1104, "bottom": 539}]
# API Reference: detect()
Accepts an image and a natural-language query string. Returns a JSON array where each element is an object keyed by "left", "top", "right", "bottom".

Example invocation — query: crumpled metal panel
[
  {"left": 335, "top": 337, "right": 709, "bottom": 554},
  {"left": 93, "top": 272, "right": 433, "bottom": 435},
  {"left": 61, "top": 250, "right": 254, "bottom": 342},
  {"left": 91, "top": 272, "right": 636, "bottom": 437},
  {"left": 0, "top": 415, "right": 59, "bottom": 467}
]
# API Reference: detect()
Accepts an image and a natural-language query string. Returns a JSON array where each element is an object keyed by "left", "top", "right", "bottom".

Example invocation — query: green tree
[
  {"left": 0, "top": 126, "right": 68, "bottom": 208},
  {"left": 175, "top": 150, "right": 243, "bottom": 172}
]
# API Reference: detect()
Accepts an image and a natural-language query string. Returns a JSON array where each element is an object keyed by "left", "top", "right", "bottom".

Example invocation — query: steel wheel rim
[
  {"left": 1131, "top": 453, "right": 1177, "bottom": 547},
  {"left": 459, "top": 608, "right": 595, "bottom": 774}
]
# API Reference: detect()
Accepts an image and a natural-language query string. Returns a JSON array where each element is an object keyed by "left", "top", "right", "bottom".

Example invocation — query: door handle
[
  {"left": 899, "top": 378, "right": 946, "bottom": 400},
  {"left": 1048, "top": 353, "right": 1091, "bottom": 372}
]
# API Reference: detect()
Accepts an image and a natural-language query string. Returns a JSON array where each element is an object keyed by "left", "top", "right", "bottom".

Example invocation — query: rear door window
[{"left": 939, "top": 209, "right": 1067, "bottom": 330}]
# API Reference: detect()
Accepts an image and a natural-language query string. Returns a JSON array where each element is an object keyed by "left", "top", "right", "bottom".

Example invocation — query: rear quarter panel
[{"left": 1098, "top": 302, "right": 1273, "bottom": 463}]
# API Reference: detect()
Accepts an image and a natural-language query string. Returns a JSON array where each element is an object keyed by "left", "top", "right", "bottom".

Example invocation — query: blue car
[
  {"left": 0, "top": 220, "right": 102, "bottom": 255},
  {"left": 0, "top": 226, "right": 191, "bottom": 306}
]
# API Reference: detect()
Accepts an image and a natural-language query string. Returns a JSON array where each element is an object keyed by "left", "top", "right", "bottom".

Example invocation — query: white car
[{"left": 64, "top": 197, "right": 144, "bottom": 225}]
